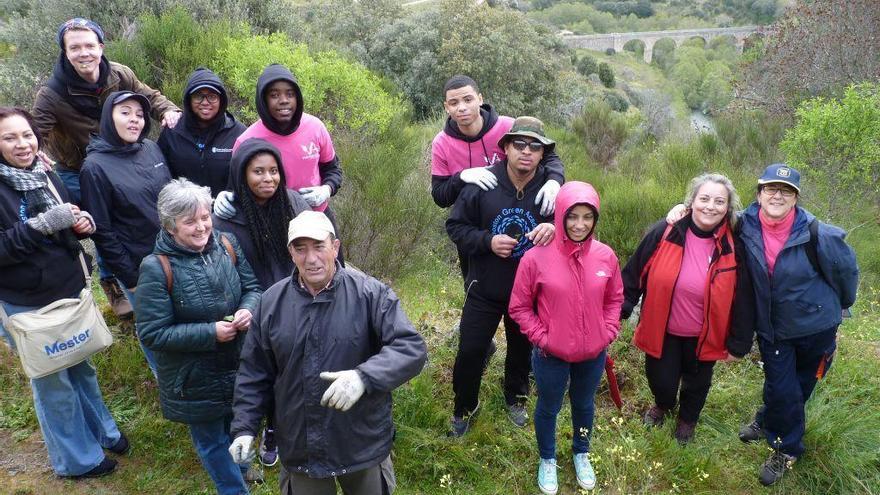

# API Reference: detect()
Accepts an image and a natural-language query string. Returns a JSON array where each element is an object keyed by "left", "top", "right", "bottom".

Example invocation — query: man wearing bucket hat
[
  {"left": 229, "top": 211, "right": 427, "bottom": 494},
  {"left": 430, "top": 75, "right": 565, "bottom": 280},
  {"left": 31, "top": 17, "right": 181, "bottom": 319},
  {"left": 733, "top": 163, "right": 859, "bottom": 485},
  {"left": 445, "top": 116, "right": 561, "bottom": 437}
]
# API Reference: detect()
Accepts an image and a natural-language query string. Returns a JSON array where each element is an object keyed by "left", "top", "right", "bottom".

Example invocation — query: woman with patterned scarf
[{"left": 0, "top": 107, "right": 128, "bottom": 479}]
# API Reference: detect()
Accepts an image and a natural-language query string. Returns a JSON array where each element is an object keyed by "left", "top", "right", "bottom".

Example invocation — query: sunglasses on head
[{"left": 510, "top": 139, "right": 543, "bottom": 152}]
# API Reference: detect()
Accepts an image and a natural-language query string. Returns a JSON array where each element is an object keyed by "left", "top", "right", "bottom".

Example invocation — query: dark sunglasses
[{"left": 510, "top": 139, "right": 543, "bottom": 152}]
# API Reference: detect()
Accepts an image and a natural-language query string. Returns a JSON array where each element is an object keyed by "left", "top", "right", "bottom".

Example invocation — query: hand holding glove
[
  {"left": 228, "top": 435, "right": 255, "bottom": 464},
  {"left": 459, "top": 167, "right": 498, "bottom": 191},
  {"left": 26, "top": 203, "right": 77, "bottom": 235},
  {"left": 213, "top": 191, "right": 237, "bottom": 219},
  {"left": 298, "top": 185, "right": 332, "bottom": 207},
  {"left": 319, "top": 370, "right": 366, "bottom": 411},
  {"left": 535, "top": 180, "right": 561, "bottom": 217}
]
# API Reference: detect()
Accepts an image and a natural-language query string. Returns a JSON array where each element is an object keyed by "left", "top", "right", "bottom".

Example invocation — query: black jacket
[
  {"left": 137, "top": 230, "right": 261, "bottom": 424},
  {"left": 231, "top": 265, "right": 427, "bottom": 477},
  {"left": 157, "top": 68, "right": 246, "bottom": 197},
  {"left": 80, "top": 91, "right": 171, "bottom": 288},
  {"left": 0, "top": 171, "right": 91, "bottom": 305},
  {"left": 446, "top": 161, "right": 552, "bottom": 303},
  {"left": 212, "top": 138, "right": 311, "bottom": 289},
  {"left": 430, "top": 104, "right": 566, "bottom": 208}
]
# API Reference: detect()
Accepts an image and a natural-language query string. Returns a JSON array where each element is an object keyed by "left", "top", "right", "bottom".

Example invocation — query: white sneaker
[
  {"left": 574, "top": 453, "right": 596, "bottom": 490},
  {"left": 537, "top": 458, "right": 558, "bottom": 495}
]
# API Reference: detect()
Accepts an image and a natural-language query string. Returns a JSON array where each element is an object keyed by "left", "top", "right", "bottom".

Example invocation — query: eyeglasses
[
  {"left": 761, "top": 185, "right": 797, "bottom": 198},
  {"left": 192, "top": 93, "right": 220, "bottom": 104},
  {"left": 510, "top": 139, "right": 543, "bottom": 152}
]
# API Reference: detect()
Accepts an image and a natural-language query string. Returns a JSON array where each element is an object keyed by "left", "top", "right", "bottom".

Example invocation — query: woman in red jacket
[
  {"left": 510, "top": 181, "right": 624, "bottom": 495},
  {"left": 621, "top": 173, "right": 753, "bottom": 445}
]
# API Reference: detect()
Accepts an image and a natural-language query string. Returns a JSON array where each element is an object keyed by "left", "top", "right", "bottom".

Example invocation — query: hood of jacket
[
  {"left": 554, "top": 181, "right": 600, "bottom": 256},
  {"left": 442, "top": 103, "right": 500, "bottom": 143},
  {"left": 87, "top": 90, "right": 152, "bottom": 154},
  {"left": 255, "top": 64, "right": 304, "bottom": 136},
  {"left": 180, "top": 67, "right": 233, "bottom": 133},
  {"left": 225, "top": 137, "right": 288, "bottom": 225}
]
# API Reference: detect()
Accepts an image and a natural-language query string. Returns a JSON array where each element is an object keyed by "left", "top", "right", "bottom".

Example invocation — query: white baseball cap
[{"left": 287, "top": 211, "right": 336, "bottom": 245}]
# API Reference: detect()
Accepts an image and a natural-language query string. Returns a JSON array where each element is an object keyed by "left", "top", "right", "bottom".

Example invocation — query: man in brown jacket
[{"left": 31, "top": 18, "right": 182, "bottom": 317}]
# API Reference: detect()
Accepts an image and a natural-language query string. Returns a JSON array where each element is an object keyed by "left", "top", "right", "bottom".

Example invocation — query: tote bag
[{"left": 0, "top": 179, "right": 113, "bottom": 378}]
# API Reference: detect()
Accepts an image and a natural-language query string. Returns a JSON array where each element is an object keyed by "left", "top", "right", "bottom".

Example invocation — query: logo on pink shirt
[{"left": 301, "top": 142, "right": 320, "bottom": 160}]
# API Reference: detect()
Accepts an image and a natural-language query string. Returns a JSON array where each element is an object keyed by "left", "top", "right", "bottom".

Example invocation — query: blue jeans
[
  {"left": 189, "top": 416, "right": 249, "bottom": 495},
  {"left": 117, "top": 283, "right": 158, "bottom": 378},
  {"left": 758, "top": 327, "right": 837, "bottom": 457},
  {"left": 532, "top": 348, "right": 607, "bottom": 460},
  {"left": 0, "top": 300, "right": 122, "bottom": 476}
]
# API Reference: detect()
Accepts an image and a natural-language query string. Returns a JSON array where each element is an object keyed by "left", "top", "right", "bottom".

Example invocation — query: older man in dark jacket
[{"left": 230, "top": 211, "right": 427, "bottom": 495}]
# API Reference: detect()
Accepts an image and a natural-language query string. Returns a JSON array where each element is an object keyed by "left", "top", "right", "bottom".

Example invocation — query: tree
[
  {"left": 739, "top": 0, "right": 880, "bottom": 114},
  {"left": 670, "top": 60, "right": 702, "bottom": 109},
  {"left": 699, "top": 62, "right": 733, "bottom": 114},
  {"left": 598, "top": 62, "right": 615, "bottom": 88},
  {"left": 778, "top": 84, "right": 880, "bottom": 220}
]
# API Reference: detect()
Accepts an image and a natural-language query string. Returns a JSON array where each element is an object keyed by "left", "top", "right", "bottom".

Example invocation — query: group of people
[{"left": 0, "top": 16, "right": 860, "bottom": 495}]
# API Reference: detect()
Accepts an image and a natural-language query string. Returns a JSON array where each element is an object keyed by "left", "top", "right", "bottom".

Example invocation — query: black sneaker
[
  {"left": 506, "top": 403, "right": 528, "bottom": 428},
  {"left": 759, "top": 451, "right": 796, "bottom": 486},
  {"left": 739, "top": 419, "right": 764, "bottom": 443},
  {"left": 108, "top": 432, "right": 130, "bottom": 455},
  {"left": 673, "top": 418, "right": 696, "bottom": 445},
  {"left": 448, "top": 401, "right": 480, "bottom": 438},
  {"left": 68, "top": 457, "right": 118, "bottom": 479},
  {"left": 642, "top": 405, "right": 668, "bottom": 427}
]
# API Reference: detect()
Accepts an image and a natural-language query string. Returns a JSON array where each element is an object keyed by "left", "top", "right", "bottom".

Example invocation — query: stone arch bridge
[{"left": 561, "top": 26, "right": 763, "bottom": 63}]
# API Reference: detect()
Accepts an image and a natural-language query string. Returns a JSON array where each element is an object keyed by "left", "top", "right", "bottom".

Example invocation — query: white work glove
[
  {"left": 213, "top": 190, "right": 237, "bottom": 219},
  {"left": 228, "top": 435, "right": 255, "bottom": 464},
  {"left": 319, "top": 370, "right": 366, "bottom": 412},
  {"left": 459, "top": 167, "right": 498, "bottom": 191},
  {"left": 298, "top": 185, "right": 332, "bottom": 207},
  {"left": 535, "top": 180, "right": 561, "bottom": 217}
]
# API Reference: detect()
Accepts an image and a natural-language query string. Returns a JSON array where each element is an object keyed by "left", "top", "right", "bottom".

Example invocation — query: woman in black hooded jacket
[
  {"left": 79, "top": 90, "right": 171, "bottom": 375},
  {"left": 158, "top": 67, "right": 246, "bottom": 198}
]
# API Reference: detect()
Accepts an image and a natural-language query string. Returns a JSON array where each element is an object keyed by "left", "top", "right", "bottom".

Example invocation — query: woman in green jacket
[{"left": 136, "top": 178, "right": 261, "bottom": 495}]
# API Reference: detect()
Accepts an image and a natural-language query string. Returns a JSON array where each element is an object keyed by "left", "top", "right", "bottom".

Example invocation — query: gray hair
[
  {"left": 683, "top": 173, "right": 741, "bottom": 229},
  {"left": 157, "top": 178, "right": 213, "bottom": 231}
]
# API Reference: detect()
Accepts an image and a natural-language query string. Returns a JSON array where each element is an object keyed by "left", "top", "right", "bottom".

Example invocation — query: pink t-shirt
[
  {"left": 430, "top": 116, "right": 514, "bottom": 176},
  {"left": 759, "top": 207, "right": 796, "bottom": 276},
  {"left": 667, "top": 229, "right": 716, "bottom": 338},
  {"left": 234, "top": 113, "right": 336, "bottom": 211}
]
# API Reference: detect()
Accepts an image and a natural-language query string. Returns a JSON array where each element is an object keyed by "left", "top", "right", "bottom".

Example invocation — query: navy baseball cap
[
  {"left": 758, "top": 163, "right": 801, "bottom": 193},
  {"left": 57, "top": 18, "right": 105, "bottom": 49}
]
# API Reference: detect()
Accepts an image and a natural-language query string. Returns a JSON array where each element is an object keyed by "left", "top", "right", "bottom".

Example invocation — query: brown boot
[{"left": 100, "top": 278, "right": 133, "bottom": 319}]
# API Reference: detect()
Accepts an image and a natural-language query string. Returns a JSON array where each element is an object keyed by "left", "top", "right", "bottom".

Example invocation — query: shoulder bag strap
[
  {"left": 220, "top": 234, "right": 237, "bottom": 265},
  {"left": 156, "top": 255, "right": 173, "bottom": 293},
  {"left": 43, "top": 175, "right": 90, "bottom": 283}
]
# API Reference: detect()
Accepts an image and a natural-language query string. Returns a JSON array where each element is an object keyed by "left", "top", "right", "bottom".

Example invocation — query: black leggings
[
  {"left": 644, "top": 333, "right": 716, "bottom": 423},
  {"left": 452, "top": 290, "right": 532, "bottom": 417}
]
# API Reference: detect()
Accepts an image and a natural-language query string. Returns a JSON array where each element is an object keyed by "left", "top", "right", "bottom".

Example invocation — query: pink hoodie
[{"left": 509, "top": 182, "right": 624, "bottom": 362}]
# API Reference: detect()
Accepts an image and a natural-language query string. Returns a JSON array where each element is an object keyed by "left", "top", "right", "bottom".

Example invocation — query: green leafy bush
[
  {"left": 213, "top": 33, "right": 401, "bottom": 134},
  {"left": 572, "top": 98, "right": 634, "bottom": 169},
  {"left": 598, "top": 62, "right": 615, "bottom": 88},
  {"left": 576, "top": 54, "right": 598, "bottom": 76},
  {"left": 602, "top": 89, "right": 630, "bottom": 112},
  {"left": 779, "top": 84, "right": 880, "bottom": 220}
]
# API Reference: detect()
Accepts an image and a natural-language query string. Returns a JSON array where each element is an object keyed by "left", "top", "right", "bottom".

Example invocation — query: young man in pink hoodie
[
  {"left": 431, "top": 75, "right": 565, "bottom": 279},
  {"left": 509, "top": 181, "right": 624, "bottom": 495}
]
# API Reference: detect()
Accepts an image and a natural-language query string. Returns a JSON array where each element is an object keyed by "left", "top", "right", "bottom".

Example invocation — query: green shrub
[
  {"left": 598, "top": 62, "right": 615, "bottom": 88},
  {"left": 602, "top": 89, "right": 630, "bottom": 112},
  {"left": 213, "top": 33, "right": 402, "bottom": 134},
  {"left": 779, "top": 83, "right": 880, "bottom": 221},
  {"left": 714, "top": 109, "right": 786, "bottom": 171},
  {"left": 572, "top": 98, "right": 633, "bottom": 169},
  {"left": 576, "top": 54, "right": 598, "bottom": 76}
]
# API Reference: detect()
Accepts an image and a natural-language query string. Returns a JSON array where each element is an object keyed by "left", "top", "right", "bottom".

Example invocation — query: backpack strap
[
  {"left": 805, "top": 218, "right": 821, "bottom": 277},
  {"left": 156, "top": 254, "right": 173, "bottom": 292},
  {"left": 220, "top": 234, "right": 237, "bottom": 266}
]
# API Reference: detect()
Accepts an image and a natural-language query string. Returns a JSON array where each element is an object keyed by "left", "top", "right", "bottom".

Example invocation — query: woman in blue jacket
[
  {"left": 734, "top": 164, "right": 858, "bottom": 486},
  {"left": 136, "top": 178, "right": 261, "bottom": 495},
  {"left": 0, "top": 107, "right": 126, "bottom": 478},
  {"left": 79, "top": 91, "right": 171, "bottom": 374}
]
